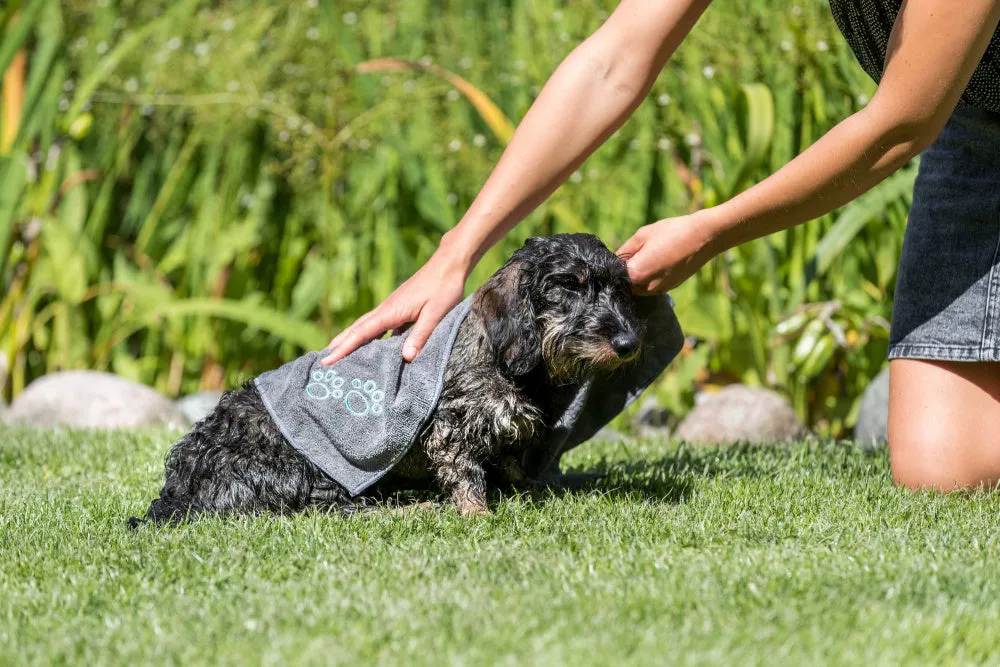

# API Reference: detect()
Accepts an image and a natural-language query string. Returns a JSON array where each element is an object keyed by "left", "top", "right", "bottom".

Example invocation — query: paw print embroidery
[
  {"left": 305, "top": 370, "right": 384, "bottom": 417},
  {"left": 344, "top": 379, "right": 384, "bottom": 416},
  {"left": 306, "top": 369, "right": 345, "bottom": 400}
]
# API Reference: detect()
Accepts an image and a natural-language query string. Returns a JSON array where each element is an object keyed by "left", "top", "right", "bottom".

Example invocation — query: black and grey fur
[{"left": 131, "top": 233, "right": 643, "bottom": 525}]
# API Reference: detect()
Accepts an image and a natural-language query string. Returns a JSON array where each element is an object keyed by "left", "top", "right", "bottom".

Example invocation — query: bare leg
[{"left": 888, "top": 359, "right": 1000, "bottom": 490}]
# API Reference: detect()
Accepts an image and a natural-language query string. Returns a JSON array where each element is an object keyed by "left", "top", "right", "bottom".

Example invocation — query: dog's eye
[{"left": 551, "top": 273, "right": 586, "bottom": 291}]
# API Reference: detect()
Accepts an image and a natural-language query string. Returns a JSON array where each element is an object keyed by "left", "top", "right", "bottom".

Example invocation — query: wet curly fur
[{"left": 131, "top": 233, "right": 643, "bottom": 525}]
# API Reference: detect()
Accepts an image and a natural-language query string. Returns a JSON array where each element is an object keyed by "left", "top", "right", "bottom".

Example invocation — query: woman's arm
[
  {"left": 323, "top": 0, "right": 713, "bottom": 365},
  {"left": 621, "top": 0, "right": 1000, "bottom": 294}
]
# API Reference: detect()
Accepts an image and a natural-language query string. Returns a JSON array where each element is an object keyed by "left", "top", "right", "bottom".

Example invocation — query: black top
[{"left": 829, "top": 0, "right": 1000, "bottom": 114}]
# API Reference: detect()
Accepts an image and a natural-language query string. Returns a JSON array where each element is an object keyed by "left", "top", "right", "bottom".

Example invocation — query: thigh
[
  {"left": 888, "top": 358, "right": 1000, "bottom": 490},
  {"left": 890, "top": 106, "right": 1000, "bottom": 362}
]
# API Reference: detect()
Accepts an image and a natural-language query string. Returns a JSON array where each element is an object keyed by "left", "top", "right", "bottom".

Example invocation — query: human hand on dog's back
[{"left": 321, "top": 240, "right": 469, "bottom": 364}]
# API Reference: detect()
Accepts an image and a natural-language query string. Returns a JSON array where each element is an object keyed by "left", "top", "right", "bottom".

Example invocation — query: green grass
[{"left": 2, "top": 427, "right": 999, "bottom": 665}]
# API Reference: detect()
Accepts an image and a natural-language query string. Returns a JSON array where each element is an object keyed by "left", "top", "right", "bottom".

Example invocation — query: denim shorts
[{"left": 889, "top": 106, "right": 1000, "bottom": 363}]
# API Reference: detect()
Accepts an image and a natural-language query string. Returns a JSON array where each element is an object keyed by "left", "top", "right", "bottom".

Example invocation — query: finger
[
  {"left": 624, "top": 254, "right": 649, "bottom": 285},
  {"left": 325, "top": 327, "right": 354, "bottom": 355},
  {"left": 615, "top": 229, "right": 647, "bottom": 261},
  {"left": 632, "top": 277, "right": 665, "bottom": 296},
  {"left": 625, "top": 255, "right": 657, "bottom": 294},
  {"left": 325, "top": 309, "right": 378, "bottom": 351},
  {"left": 401, "top": 304, "right": 450, "bottom": 362},
  {"left": 321, "top": 312, "right": 397, "bottom": 365},
  {"left": 321, "top": 328, "right": 380, "bottom": 366}
]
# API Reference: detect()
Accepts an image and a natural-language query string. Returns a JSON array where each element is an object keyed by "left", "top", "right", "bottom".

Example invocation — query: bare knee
[
  {"left": 887, "top": 359, "right": 1000, "bottom": 492},
  {"left": 887, "top": 427, "right": 991, "bottom": 491}
]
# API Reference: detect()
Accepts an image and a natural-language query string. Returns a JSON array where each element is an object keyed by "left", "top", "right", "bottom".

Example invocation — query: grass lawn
[{"left": 2, "top": 427, "right": 999, "bottom": 665}]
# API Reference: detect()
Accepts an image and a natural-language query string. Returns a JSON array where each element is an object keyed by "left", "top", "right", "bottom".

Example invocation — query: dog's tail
[{"left": 127, "top": 496, "right": 200, "bottom": 529}]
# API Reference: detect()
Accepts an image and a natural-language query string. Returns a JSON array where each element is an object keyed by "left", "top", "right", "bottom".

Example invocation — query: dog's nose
[{"left": 611, "top": 332, "right": 639, "bottom": 358}]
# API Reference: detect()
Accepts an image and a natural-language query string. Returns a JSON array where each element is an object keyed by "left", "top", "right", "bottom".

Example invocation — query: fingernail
[{"left": 403, "top": 344, "right": 416, "bottom": 359}]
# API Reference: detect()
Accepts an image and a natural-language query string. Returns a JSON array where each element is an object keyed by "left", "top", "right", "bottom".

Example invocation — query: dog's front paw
[{"left": 453, "top": 487, "right": 491, "bottom": 517}]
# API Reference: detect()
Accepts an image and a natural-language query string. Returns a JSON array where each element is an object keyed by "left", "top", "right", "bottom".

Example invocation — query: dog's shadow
[
  {"left": 529, "top": 457, "right": 694, "bottom": 505},
  {"left": 504, "top": 442, "right": 813, "bottom": 508},
  {"left": 357, "top": 457, "right": 694, "bottom": 515}
]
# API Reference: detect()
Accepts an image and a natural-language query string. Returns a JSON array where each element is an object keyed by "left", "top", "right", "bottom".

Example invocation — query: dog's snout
[{"left": 611, "top": 332, "right": 640, "bottom": 358}]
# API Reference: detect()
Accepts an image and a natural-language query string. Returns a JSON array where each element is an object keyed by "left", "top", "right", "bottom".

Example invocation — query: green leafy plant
[{"left": 1, "top": 0, "right": 903, "bottom": 436}]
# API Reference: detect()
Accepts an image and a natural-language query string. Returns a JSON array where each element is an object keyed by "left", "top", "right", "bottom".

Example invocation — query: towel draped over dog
[{"left": 255, "top": 294, "right": 684, "bottom": 496}]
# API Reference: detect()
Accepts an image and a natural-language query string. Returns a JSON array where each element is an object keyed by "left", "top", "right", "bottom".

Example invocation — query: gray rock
[
  {"left": 176, "top": 391, "right": 224, "bottom": 425},
  {"left": 855, "top": 367, "right": 889, "bottom": 448},
  {"left": 693, "top": 390, "right": 713, "bottom": 406},
  {"left": 7, "top": 370, "right": 186, "bottom": 429},
  {"left": 632, "top": 396, "right": 672, "bottom": 439},
  {"left": 675, "top": 384, "right": 805, "bottom": 445},
  {"left": 590, "top": 426, "right": 629, "bottom": 444}
]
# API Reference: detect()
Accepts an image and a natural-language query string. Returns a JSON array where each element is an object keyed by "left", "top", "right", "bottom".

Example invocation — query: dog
[{"left": 130, "top": 233, "right": 644, "bottom": 525}]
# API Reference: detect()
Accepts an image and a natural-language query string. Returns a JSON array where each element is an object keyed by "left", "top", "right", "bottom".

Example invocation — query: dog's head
[{"left": 473, "top": 233, "right": 642, "bottom": 383}]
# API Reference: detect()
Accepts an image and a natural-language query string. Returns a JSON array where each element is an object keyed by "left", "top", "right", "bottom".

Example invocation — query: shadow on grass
[
  {"left": 511, "top": 456, "right": 701, "bottom": 506},
  {"left": 538, "top": 440, "right": 888, "bottom": 506}
]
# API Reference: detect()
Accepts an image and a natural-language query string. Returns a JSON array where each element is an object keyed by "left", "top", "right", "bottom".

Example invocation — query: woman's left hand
[{"left": 616, "top": 212, "right": 721, "bottom": 294}]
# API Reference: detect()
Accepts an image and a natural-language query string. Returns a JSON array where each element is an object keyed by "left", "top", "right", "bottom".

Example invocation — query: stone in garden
[
  {"left": 590, "top": 426, "right": 629, "bottom": 444},
  {"left": 675, "top": 384, "right": 805, "bottom": 445},
  {"left": 854, "top": 367, "right": 889, "bottom": 448},
  {"left": 632, "top": 396, "right": 672, "bottom": 439},
  {"left": 176, "top": 391, "right": 224, "bottom": 425},
  {"left": 7, "top": 370, "right": 186, "bottom": 428}
]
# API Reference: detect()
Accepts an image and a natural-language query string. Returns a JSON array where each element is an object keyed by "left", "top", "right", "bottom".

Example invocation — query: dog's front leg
[
  {"left": 444, "top": 453, "right": 491, "bottom": 517},
  {"left": 452, "top": 484, "right": 490, "bottom": 517},
  {"left": 423, "top": 436, "right": 491, "bottom": 516}
]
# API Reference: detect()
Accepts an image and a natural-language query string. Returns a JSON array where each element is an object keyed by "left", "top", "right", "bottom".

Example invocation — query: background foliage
[{"left": 0, "top": 0, "right": 909, "bottom": 436}]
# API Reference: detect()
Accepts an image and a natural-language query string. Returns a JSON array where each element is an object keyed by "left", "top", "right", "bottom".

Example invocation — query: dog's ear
[{"left": 473, "top": 259, "right": 541, "bottom": 376}]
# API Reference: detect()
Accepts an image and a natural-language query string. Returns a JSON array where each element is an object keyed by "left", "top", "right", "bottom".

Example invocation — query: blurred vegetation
[{"left": 0, "top": 0, "right": 907, "bottom": 436}]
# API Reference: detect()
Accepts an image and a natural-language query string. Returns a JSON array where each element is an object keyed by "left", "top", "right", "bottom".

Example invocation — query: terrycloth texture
[
  {"left": 255, "top": 298, "right": 473, "bottom": 496},
  {"left": 256, "top": 294, "right": 684, "bottom": 495}
]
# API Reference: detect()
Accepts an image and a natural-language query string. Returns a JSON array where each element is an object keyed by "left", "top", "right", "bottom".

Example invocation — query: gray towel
[{"left": 255, "top": 294, "right": 683, "bottom": 495}]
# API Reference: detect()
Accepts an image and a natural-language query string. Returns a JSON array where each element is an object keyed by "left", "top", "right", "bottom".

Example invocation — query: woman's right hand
[{"left": 320, "top": 241, "right": 472, "bottom": 365}]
